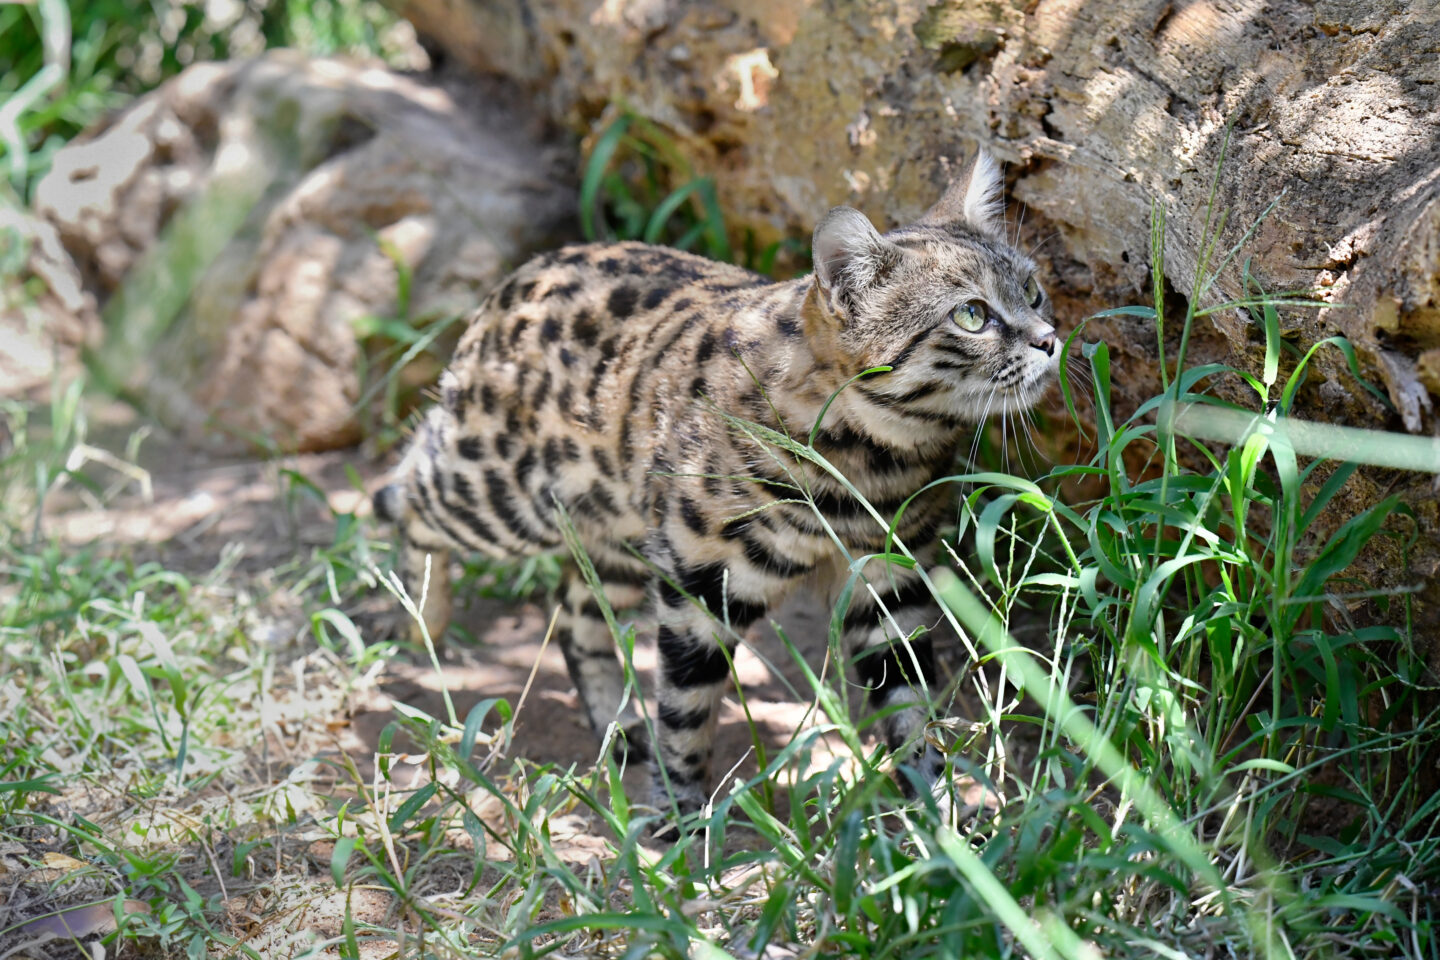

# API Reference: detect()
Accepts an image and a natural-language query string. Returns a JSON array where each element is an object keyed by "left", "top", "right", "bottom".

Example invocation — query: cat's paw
[
  {"left": 895, "top": 741, "right": 948, "bottom": 800},
  {"left": 613, "top": 718, "right": 652, "bottom": 765},
  {"left": 646, "top": 776, "right": 708, "bottom": 843}
]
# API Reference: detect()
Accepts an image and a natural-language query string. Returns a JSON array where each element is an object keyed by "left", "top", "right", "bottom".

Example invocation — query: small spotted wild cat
[{"left": 373, "top": 152, "right": 1058, "bottom": 822}]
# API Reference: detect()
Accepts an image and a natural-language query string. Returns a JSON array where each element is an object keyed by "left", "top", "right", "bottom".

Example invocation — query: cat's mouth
[{"left": 979, "top": 355, "right": 1058, "bottom": 412}]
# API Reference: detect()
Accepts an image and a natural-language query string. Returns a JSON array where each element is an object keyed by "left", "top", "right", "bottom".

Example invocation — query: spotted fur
[{"left": 374, "top": 152, "right": 1058, "bottom": 822}]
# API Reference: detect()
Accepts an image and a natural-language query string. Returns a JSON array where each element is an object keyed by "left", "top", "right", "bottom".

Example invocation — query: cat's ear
[
  {"left": 918, "top": 149, "right": 1005, "bottom": 238},
  {"left": 812, "top": 206, "right": 900, "bottom": 323}
]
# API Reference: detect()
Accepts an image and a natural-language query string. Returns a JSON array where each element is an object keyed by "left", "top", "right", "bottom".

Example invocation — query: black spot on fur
[
  {"left": 508, "top": 317, "right": 529, "bottom": 348},
  {"left": 484, "top": 469, "right": 541, "bottom": 544},
  {"left": 679, "top": 497, "right": 707, "bottom": 535},
  {"left": 593, "top": 559, "right": 650, "bottom": 587},
  {"left": 657, "top": 560, "right": 766, "bottom": 627},
  {"left": 587, "top": 481, "right": 621, "bottom": 516},
  {"left": 659, "top": 702, "right": 712, "bottom": 730},
  {"left": 515, "top": 446, "right": 537, "bottom": 489},
  {"left": 607, "top": 286, "right": 640, "bottom": 320},
  {"left": 559, "top": 347, "right": 576, "bottom": 367},
  {"left": 657, "top": 625, "right": 734, "bottom": 689},
  {"left": 457, "top": 437, "right": 484, "bottom": 460},
  {"left": 642, "top": 286, "right": 671, "bottom": 310},
  {"left": 885, "top": 381, "right": 942, "bottom": 405},
  {"left": 813, "top": 424, "right": 898, "bottom": 476},
  {"left": 532, "top": 369, "right": 552, "bottom": 409},
  {"left": 519, "top": 280, "right": 539, "bottom": 301},
  {"left": 413, "top": 474, "right": 475, "bottom": 549},
  {"left": 586, "top": 347, "right": 616, "bottom": 404},
  {"left": 563, "top": 437, "right": 583, "bottom": 461},
  {"left": 886, "top": 328, "right": 932, "bottom": 371},
  {"left": 443, "top": 381, "right": 466, "bottom": 419},
  {"left": 540, "top": 316, "right": 560, "bottom": 341},
  {"left": 572, "top": 310, "right": 599, "bottom": 347},
  {"left": 548, "top": 279, "right": 583, "bottom": 300},
  {"left": 479, "top": 385, "right": 496, "bottom": 415},
  {"left": 738, "top": 532, "right": 811, "bottom": 578},
  {"left": 450, "top": 501, "right": 499, "bottom": 544},
  {"left": 597, "top": 257, "right": 623, "bottom": 276},
  {"left": 430, "top": 469, "right": 498, "bottom": 547},
  {"left": 496, "top": 277, "right": 518, "bottom": 310},
  {"left": 494, "top": 433, "right": 512, "bottom": 460},
  {"left": 452, "top": 471, "right": 479, "bottom": 506},
  {"left": 543, "top": 437, "right": 561, "bottom": 473},
  {"left": 694, "top": 332, "right": 715, "bottom": 364},
  {"left": 593, "top": 447, "right": 615, "bottom": 478}
]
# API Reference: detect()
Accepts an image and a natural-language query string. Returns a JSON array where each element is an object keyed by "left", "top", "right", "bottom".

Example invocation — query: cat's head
[{"left": 810, "top": 151, "right": 1058, "bottom": 421}]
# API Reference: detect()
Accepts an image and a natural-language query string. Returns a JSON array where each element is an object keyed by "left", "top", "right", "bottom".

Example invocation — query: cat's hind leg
[
  {"left": 556, "top": 560, "right": 651, "bottom": 761},
  {"left": 372, "top": 481, "right": 454, "bottom": 647}
]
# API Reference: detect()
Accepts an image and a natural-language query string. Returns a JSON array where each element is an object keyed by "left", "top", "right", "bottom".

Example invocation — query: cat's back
[
  {"left": 422, "top": 241, "right": 782, "bottom": 543},
  {"left": 450, "top": 241, "right": 770, "bottom": 373}
]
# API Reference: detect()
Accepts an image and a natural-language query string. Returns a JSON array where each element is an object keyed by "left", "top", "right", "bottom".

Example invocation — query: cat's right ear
[
  {"left": 917, "top": 150, "right": 1005, "bottom": 238},
  {"left": 812, "top": 206, "right": 899, "bottom": 324}
]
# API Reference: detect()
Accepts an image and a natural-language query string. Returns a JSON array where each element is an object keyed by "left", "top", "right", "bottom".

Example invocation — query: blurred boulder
[
  {"left": 34, "top": 51, "right": 574, "bottom": 452},
  {"left": 0, "top": 207, "right": 97, "bottom": 400}
]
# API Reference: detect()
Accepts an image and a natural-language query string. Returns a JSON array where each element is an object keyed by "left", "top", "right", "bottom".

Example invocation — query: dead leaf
[
  {"left": 25, "top": 852, "right": 90, "bottom": 882},
  {"left": 18, "top": 899, "right": 150, "bottom": 939}
]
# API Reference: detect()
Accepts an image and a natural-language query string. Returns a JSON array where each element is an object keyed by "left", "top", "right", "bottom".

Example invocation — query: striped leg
[
  {"left": 556, "top": 564, "right": 649, "bottom": 759},
  {"left": 374, "top": 483, "right": 453, "bottom": 648},
  {"left": 650, "top": 563, "right": 767, "bottom": 818},
  {"left": 399, "top": 537, "right": 453, "bottom": 649},
  {"left": 842, "top": 571, "right": 946, "bottom": 792}
]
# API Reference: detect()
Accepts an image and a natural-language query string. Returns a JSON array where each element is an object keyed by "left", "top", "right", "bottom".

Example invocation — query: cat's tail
[{"left": 372, "top": 483, "right": 406, "bottom": 525}]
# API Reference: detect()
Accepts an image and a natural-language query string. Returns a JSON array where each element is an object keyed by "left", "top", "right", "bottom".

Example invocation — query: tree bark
[{"left": 391, "top": 0, "right": 1440, "bottom": 641}]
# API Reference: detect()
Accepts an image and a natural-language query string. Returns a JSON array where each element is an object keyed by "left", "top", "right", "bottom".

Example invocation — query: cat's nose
[{"left": 1030, "top": 325, "right": 1057, "bottom": 356}]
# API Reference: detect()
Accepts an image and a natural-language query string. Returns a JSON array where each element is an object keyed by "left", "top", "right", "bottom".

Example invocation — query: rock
[
  {"left": 34, "top": 52, "right": 574, "bottom": 452},
  {"left": 388, "top": 0, "right": 1440, "bottom": 384},
  {"left": 0, "top": 207, "right": 98, "bottom": 400},
  {"left": 387, "top": 0, "right": 1440, "bottom": 636}
]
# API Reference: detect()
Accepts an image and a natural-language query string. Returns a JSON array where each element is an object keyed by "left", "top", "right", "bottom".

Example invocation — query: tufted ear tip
[
  {"left": 965, "top": 150, "right": 1005, "bottom": 234},
  {"left": 919, "top": 148, "right": 1006, "bottom": 238}
]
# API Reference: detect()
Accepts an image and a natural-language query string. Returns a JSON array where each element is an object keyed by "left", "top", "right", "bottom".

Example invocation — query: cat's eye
[
  {"left": 1024, "top": 276, "right": 1044, "bottom": 309},
  {"left": 953, "top": 301, "right": 990, "bottom": 332}
]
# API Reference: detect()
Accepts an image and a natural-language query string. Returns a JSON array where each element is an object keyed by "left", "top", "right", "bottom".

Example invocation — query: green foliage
[
  {"left": 580, "top": 110, "right": 809, "bottom": 277},
  {"left": 1, "top": 64, "right": 1436, "bottom": 952},
  {"left": 0, "top": 0, "right": 416, "bottom": 203}
]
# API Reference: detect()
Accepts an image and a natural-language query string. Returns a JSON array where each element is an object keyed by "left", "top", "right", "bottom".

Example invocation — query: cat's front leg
[{"left": 842, "top": 568, "right": 947, "bottom": 794}]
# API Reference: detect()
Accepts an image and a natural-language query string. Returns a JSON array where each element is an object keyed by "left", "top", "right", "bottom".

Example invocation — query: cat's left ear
[
  {"left": 918, "top": 149, "right": 1005, "bottom": 239},
  {"left": 812, "top": 206, "right": 901, "bottom": 324}
]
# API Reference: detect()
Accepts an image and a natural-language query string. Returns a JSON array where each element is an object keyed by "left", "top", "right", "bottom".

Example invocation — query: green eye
[
  {"left": 953, "top": 301, "right": 989, "bottom": 332},
  {"left": 1024, "top": 276, "right": 1043, "bottom": 309}
]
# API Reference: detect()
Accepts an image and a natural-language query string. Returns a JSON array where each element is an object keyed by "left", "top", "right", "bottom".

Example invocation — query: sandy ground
[{"left": 36, "top": 408, "right": 983, "bottom": 848}]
